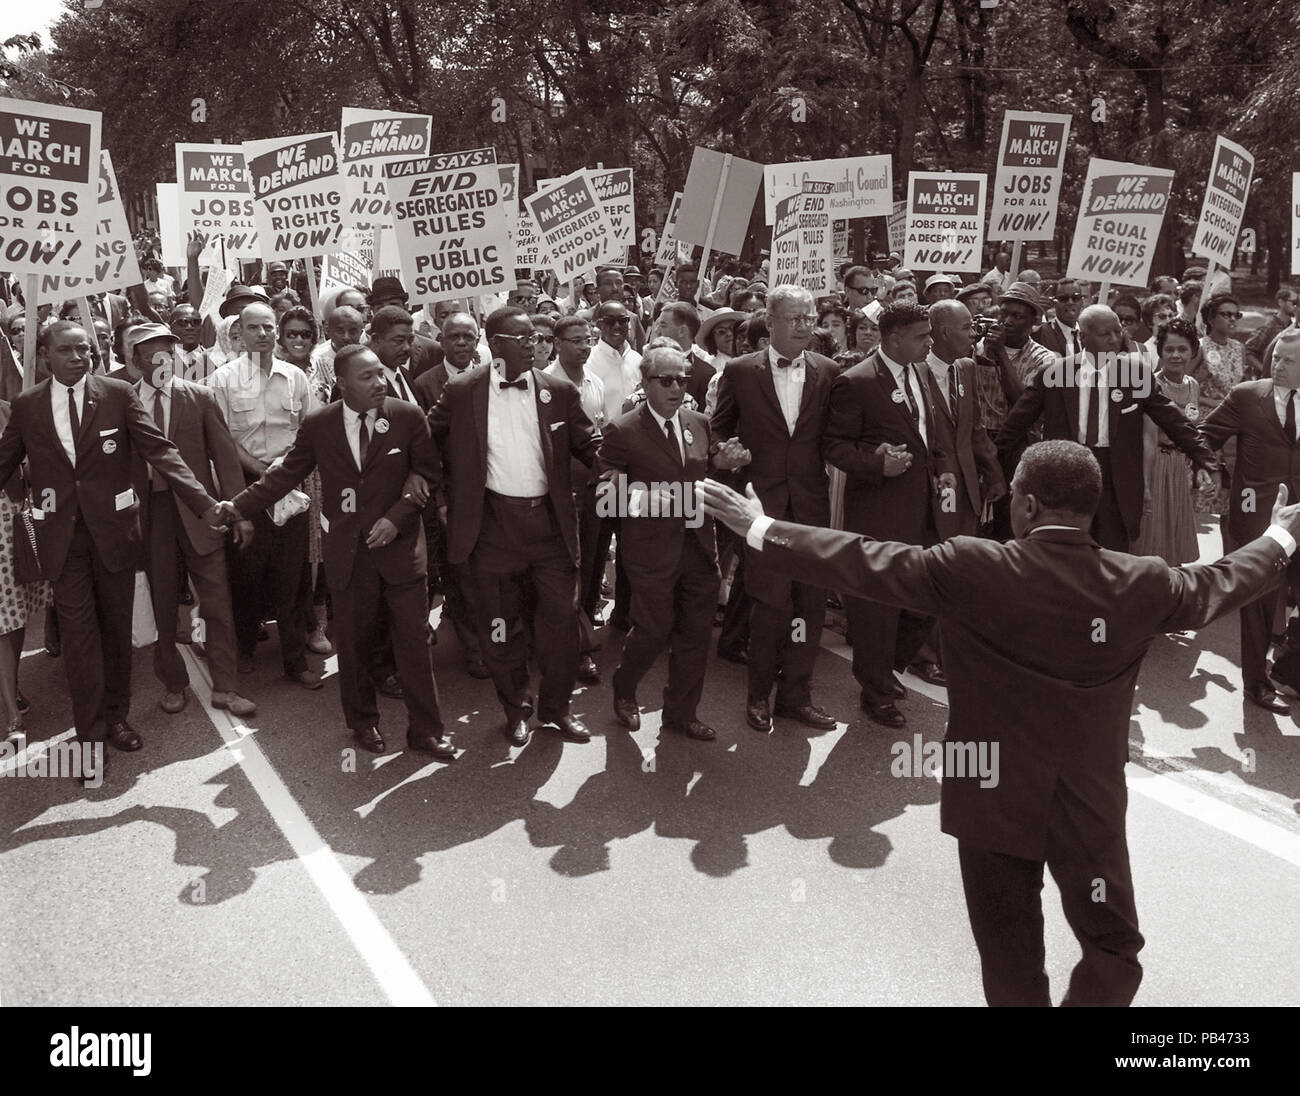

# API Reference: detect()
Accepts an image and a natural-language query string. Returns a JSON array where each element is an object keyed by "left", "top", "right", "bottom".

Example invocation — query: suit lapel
[
  {"left": 532, "top": 370, "right": 554, "bottom": 483},
  {"left": 755, "top": 354, "right": 785, "bottom": 427},
  {"left": 792, "top": 355, "right": 820, "bottom": 435},
  {"left": 1260, "top": 382, "right": 1289, "bottom": 445},
  {"left": 875, "top": 354, "right": 924, "bottom": 444},
  {"left": 473, "top": 368, "right": 489, "bottom": 480},
  {"left": 74, "top": 375, "right": 101, "bottom": 461}
]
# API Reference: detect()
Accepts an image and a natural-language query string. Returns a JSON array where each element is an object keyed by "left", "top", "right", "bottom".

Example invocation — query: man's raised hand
[{"left": 697, "top": 478, "right": 766, "bottom": 537}]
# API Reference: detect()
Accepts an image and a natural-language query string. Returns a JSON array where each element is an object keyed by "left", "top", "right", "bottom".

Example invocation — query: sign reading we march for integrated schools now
[
  {"left": 244, "top": 132, "right": 345, "bottom": 259},
  {"left": 384, "top": 146, "right": 511, "bottom": 305},
  {"left": 0, "top": 96, "right": 101, "bottom": 279},
  {"left": 41, "top": 149, "right": 141, "bottom": 297},
  {"left": 988, "top": 110, "right": 1071, "bottom": 241},
  {"left": 903, "top": 172, "right": 987, "bottom": 273},
  {"left": 1066, "top": 158, "right": 1174, "bottom": 287},
  {"left": 524, "top": 169, "right": 619, "bottom": 280},
  {"left": 1192, "top": 135, "right": 1254, "bottom": 268},
  {"left": 176, "top": 143, "right": 258, "bottom": 257}
]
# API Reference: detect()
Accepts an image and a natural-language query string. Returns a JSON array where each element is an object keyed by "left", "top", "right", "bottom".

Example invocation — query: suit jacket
[
  {"left": 595, "top": 404, "right": 717, "bottom": 580},
  {"left": 755, "top": 519, "right": 1290, "bottom": 859},
  {"left": 1032, "top": 321, "right": 1077, "bottom": 359},
  {"left": 232, "top": 398, "right": 435, "bottom": 590},
  {"left": 408, "top": 332, "right": 444, "bottom": 381},
  {"left": 710, "top": 348, "right": 833, "bottom": 526},
  {"left": 131, "top": 379, "right": 244, "bottom": 555},
  {"left": 0, "top": 375, "right": 217, "bottom": 581},
  {"left": 686, "top": 347, "right": 715, "bottom": 412},
  {"left": 997, "top": 352, "right": 1214, "bottom": 541},
  {"left": 1199, "top": 379, "right": 1300, "bottom": 547},
  {"left": 922, "top": 357, "right": 1004, "bottom": 538},
  {"left": 428, "top": 365, "right": 601, "bottom": 566},
  {"left": 822, "top": 349, "right": 950, "bottom": 544},
  {"left": 412, "top": 361, "right": 459, "bottom": 413}
]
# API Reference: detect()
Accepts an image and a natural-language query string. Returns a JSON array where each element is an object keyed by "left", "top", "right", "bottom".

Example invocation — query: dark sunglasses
[{"left": 652, "top": 375, "right": 690, "bottom": 388}]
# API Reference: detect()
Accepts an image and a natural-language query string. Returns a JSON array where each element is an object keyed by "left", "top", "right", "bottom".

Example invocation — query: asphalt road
[{"left": 2, "top": 517, "right": 1299, "bottom": 1007}]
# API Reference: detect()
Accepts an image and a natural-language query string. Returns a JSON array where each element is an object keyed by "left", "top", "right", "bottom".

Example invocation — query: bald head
[
  {"left": 928, "top": 299, "right": 974, "bottom": 361},
  {"left": 237, "top": 301, "right": 277, "bottom": 357},
  {"left": 1078, "top": 305, "right": 1122, "bottom": 355}
]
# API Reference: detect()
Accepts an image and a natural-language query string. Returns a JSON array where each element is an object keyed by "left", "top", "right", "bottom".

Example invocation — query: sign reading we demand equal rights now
[{"left": 1066, "top": 158, "right": 1174, "bottom": 288}]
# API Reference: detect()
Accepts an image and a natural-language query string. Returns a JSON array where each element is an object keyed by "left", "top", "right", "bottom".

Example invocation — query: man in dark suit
[
  {"left": 925, "top": 300, "right": 1007, "bottom": 539},
  {"left": 415, "top": 307, "right": 601, "bottom": 746},
  {"left": 1200, "top": 330, "right": 1300, "bottom": 711},
  {"left": 369, "top": 277, "right": 443, "bottom": 380},
  {"left": 647, "top": 302, "right": 714, "bottom": 411},
  {"left": 711, "top": 283, "right": 838, "bottom": 733},
  {"left": 219, "top": 345, "right": 452, "bottom": 758},
  {"left": 699, "top": 441, "right": 1300, "bottom": 1006},
  {"left": 126, "top": 322, "right": 256, "bottom": 719},
  {"left": 824, "top": 302, "right": 949, "bottom": 727},
  {"left": 596, "top": 346, "right": 747, "bottom": 740},
  {"left": 998, "top": 305, "right": 1216, "bottom": 551},
  {"left": 1032, "top": 279, "right": 1085, "bottom": 358},
  {"left": 0, "top": 321, "right": 224, "bottom": 783}
]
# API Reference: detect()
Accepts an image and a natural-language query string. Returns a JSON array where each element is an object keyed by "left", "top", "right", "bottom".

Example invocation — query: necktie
[
  {"left": 67, "top": 385, "right": 81, "bottom": 442},
  {"left": 1084, "top": 367, "right": 1101, "bottom": 447},
  {"left": 151, "top": 389, "right": 169, "bottom": 491},
  {"left": 900, "top": 367, "right": 919, "bottom": 425},
  {"left": 776, "top": 357, "right": 792, "bottom": 369},
  {"left": 1070, "top": 329, "right": 1081, "bottom": 358},
  {"left": 390, "top": 370, "right": 412, "bottom": 402},
  {"left": 1287, "top": 391, "right": 1296, "bottom": 445},
  {"left": 358, "top": 410, "right": 370, "bottom": 467},
  {"left": 664, "top": 418, "right": 682, "bottom": 464},
  {"left": 947, "top": 366, "right": 958, "bottom": 417},
  {"left": 499, "top": 377, "right": 528, "bottom": 391}
]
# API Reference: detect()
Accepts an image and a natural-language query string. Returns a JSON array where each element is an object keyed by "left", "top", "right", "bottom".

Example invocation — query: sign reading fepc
[{"left": 243, "top": 132, "right": 345, "bottom": 259}]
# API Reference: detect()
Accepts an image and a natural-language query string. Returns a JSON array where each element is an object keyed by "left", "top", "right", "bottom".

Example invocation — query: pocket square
[
  {"left": 387, "top": 447, "right": 400, "bottom": 454},
  {"left": 99, "top": 428, "right": 118, "bottom": 436},
  {"left": 1119, "top": 403, "right": 1138, "bottom": 414},
  {"left": 549, "top": 421, "right": 564, "bottom": 432}
]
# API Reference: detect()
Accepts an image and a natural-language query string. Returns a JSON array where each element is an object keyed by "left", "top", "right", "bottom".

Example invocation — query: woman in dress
[
  {"left": 1132, "top": 319, "right": 1200, "bottom": 564},
  {"left": 0, "top": 399, "right": 51, "bottom": 745},
  {"left": 1193, "top": 293, "right": 1247, "bottom": 515}
]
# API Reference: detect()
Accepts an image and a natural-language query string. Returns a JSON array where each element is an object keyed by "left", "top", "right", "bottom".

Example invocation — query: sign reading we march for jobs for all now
[
  {"left": 988, "top": 110, "right": 1071, "bottom": 241},
  {"left": 903, "top": 172, "right": 987, "bottom": 273},
  {"left": 175, "top": 142, "right": 258, "bottom": 257}
]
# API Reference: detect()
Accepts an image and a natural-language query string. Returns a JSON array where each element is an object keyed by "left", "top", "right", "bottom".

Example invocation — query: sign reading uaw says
[
  {"left": 988, "top": 110, "right": 1071, "bottom": 240},
  {"left": 0, "top": 97, "right": 101, "bottom": 278},
  {"left": 1066, "top": 158, "right": 1174, "bottom": 287},
  {"left": 1192, "top": 135, "right": 1254, "bottom": 268},
  {"left": 243, "top": 132, "right": 344, "bottom": 259},
  {"left": 385, "top": 146, "right": 510, "bottom": 305},
  {"left": 176, "top": 142, "right": 258, "bottom": 257},
  {"left": 903, "top": 172, "right": 987, "bottom": 272}
]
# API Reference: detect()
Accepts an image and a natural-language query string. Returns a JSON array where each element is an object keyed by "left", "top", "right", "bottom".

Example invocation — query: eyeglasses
[
  {"left": 778, "top": 314, "right": 818, "bottom": 328},
  {"left": 492, "top": 333, "right": 540, "bottom": 347},
  {"left": 1056, "top": 293, "right": 1084, "bottom": 302},
  {"left": 283, "top": 330, "right": 313, "bottom": 340},
  {"left": 847, "top": 283, "right": 877, "bottom": 294},
  {"left": 1117, "top": 315, "right": 1139, "bottom": 325},
  {"left": 598, "top": 316, "right": 630, "bottom": 325},
  {"left": 652, "top": 375, "right": 690, "bottom": 388},
  {"left": 535, "top": 335, "right": 555, "bottom": 343}
]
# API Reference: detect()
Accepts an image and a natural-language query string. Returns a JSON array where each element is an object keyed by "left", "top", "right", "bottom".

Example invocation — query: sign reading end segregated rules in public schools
[
  {"left": 903, "top": 172, "right": 988, "bottom": 273},
  {"left": 1066, "top": 158, "right": 1174, "bottom": 288},
  {"left": 384, "top": 146, "right": 511, "bottom": 306},
  {"left": 244, "top": 132, "right": 345, "bottom": 260},
  {"left": 1192, "top": 134, "right": 1254, "bottom": 269}
]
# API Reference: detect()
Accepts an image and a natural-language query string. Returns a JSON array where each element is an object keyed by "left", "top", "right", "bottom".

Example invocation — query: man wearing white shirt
[
  {"left": 979, "top": 251, "right": 1013, "bottom": 295},
  {"left": 586, "top": 302, "right": 643, "bottom": 423}
]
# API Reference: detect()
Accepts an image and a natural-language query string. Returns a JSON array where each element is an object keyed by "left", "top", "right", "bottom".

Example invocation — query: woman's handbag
[{"left": 13, "top": 497, "right": 42, "bottom": 585}]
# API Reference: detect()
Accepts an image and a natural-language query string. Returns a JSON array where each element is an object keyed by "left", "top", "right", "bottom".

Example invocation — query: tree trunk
[{"left": 1267, "top": 217, "right": 1282, "bottom": 293}]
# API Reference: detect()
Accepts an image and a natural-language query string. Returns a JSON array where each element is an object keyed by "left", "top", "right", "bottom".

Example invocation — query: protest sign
[
  {"left": 41, "top": 149, "right": 142, "bottom": 297},
  {"left": 319, "top": 249, "right": 373, "bottom": 297},
  {"left": 512, "top": 209, "right": 545, "bottom": 271},
  {"left": 886, "top": 200, "right": 907, "bottom": 254},
  {"left": 590, "top": 167, "right": 635, "bottom": 260},
  {"left": 654, "top": 191, "right": 689, "bottom": 267},
  {"left": 833, "top": 221, "right": 849, "bottom": 264},
  {"left": 523, "top": 169, "right": 619, "bottom": 280},
  {"left": 156, "top": 182, "right": 183, "bottom": 267},
  {"left": 198, "top": 263, "right": 232, "bottom": 321},
  {"left": 763, "top": 155, "right": 892, "bottom": 226},
  {"left": 175, "top": 143, "right": 258, "bottom": 257},
  {"left": 797, "top": 181, "right": 835, "bottom": 294},
  {"left": 244, "top": 132, "right": 344, "bottom": 259},
  {"left": 770, "top": 186, "right": 801, "bottom": 286},
  {"left": 1293, "top": 173, "right": 1300, "bottom": 278},
  {"left": 988, "top": 110, "right": 1071, "bottom": 241},
  {"left": 0, "top": 97, "right": 101, "bottom": 278},
  {"left": 1192, "top": 135, "right": 1254, "bottom": 268},
  {"left": 384, "top": 146, "right": 510, "bottom": 305},
  {"left": 676, "top": 148, "right": 762, "bottom": 256},
  {"left": 498, "top": 163, "right": 520, "bottom": 270},
  {"left": 903, "top": 172, "right": 987, "bottom": 273},
  {"left": 1065, "top": 158, "right": 1174, "bottom": 288},
  {"left": 339, "top": 108, "right": 431, "bottom": 233}
]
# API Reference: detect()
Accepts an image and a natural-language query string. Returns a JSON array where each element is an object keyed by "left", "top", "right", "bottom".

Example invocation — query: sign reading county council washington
[
  {"left": 339, "top": 108, "right": 431, "bottom": 232},
  {"left": 1066, "top": 158, "right": 1174, "bottom": 287},
  {"left": 244, "top": 131, "right": 345, "bottom": 259},
  {"left": 176, "top": 143, "right": 258, "bottom": 257},
  {"left": 41, "top": 149, "right": 142, "bottom": 297},
  {"left": 988, "top": 110, "right": 1072, "bottom": 241},
  {"left": 763, "top": 155, "right": 892, "bottom": 225},
  {"left": 1192, "top": 135, "right": 1254, "bottom": 269},
  {"left": 384, "top": 146, "right": 510, "bottom": 305},
  {"left": 0, "top": 97, "right": 101, "bottom": 278}
]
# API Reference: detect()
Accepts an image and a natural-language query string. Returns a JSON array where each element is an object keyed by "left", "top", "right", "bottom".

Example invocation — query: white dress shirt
[
  {"left": 486, "top": 364, "right": 547, "bottom": 497},
  {"left": 383, "top": 364, "right": 418, "bottom": 404},
  {"left": 51, "top": 375, "right": 87, "bottom": 463},
  {"left": 138, "top": 378, "right": 171, "bottom": 437},
  {"left": 587, "top": 339, "right": 642, "bottom": 424},
  {"left": 925, "top": 350, "right": 956, "bottom": 417},
  {"left": 766, "top": 345, "right": 806, "bottom": 435},
  {"left": 1076, "top": 353, "right": 1110, "bottom": 448},
  {"left": 646, "top": 404, "right": 686, "bottom": 463},
  {"left": 543, "top": 362, "right": 606, "bottom": 428},
  {"left": 879, "top": 347, "right": 927, "bottom": 446},
  {"left": 1055, "top": 318, "right": 1082, "bottom": 358},
  {"left": 341, "top": 403, "right": 374, "bottom": 470}
]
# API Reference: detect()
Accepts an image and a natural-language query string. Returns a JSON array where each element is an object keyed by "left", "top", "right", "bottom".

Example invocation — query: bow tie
[
  {"left": 776, "top": 356, "right": 793, "bottom": 369},
  {"left": 498, "top": 376, "right": 528, "bottom": 391}
]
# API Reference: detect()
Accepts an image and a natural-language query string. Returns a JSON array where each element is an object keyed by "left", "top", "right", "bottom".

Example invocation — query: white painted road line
[{"left": 181, "top": 647, "right": 437, "bottom": 1007}]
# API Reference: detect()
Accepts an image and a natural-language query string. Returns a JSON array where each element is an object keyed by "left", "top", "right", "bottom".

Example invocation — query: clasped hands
[
  {"left": 712, "top": 436, "right": 751, "bottom": 470},
  {"left": 205, "top": 501, "right": 254, "bottom": 548}
]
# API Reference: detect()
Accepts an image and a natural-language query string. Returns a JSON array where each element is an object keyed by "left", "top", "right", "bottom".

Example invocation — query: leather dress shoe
[
  {"left": 408, "top": 730, "right": 456, "bottom": 759},
  {"left": 746, "top": 699, "right": 772, "bottom": 732},
  {"left": 613, "top": 696, "right": 640, "bottom": 730},
  {"left": 289, "top": 669, "right": 324, "bottom": 690},
  {"left": 373, "top": 673, "right": 404, "bottom": 699},
  {"left": 544, "top": 714, "right": 591, "bottom": 742},
  {"left": 861, "top": 697, "right": 906, "bottom": 728},
  {"left": 576, "top": 655, "right": 601, "bottom": 684},
  {"left": 887, "top": 676, "right": 907, "bottom": 699},
  {"left": 505, "top": 719, "right": 531, "bottom": 746},
  {"left": 353, "top": 725, "right": 385, "bottom": 753},
  {"left": 666, "top": 719, "right": 716, "bottom": 741},
  {"left": 1246, "top": 682, "right": 1288, "bottom": 713},
  {"left": 307, "top": 629, "right": 334, "bottom": 655},
  {"left": 466, "top": 657, "right": 490, "bottom": 679},
  {"left": 774, "top": 703, "right": 838, "bottom": 730},
  {"left": 911, "top": 660, "right": 947, "bottom": 687},
  {"left": 211, "top": 691, "right": 257, "bottom": 718},
  {"left": 106, "top": 721, "right": 143, "bottom": 751},
  {"left": 718, "top": 647, "right": 748, "bottom": 666},
  {"left": 159, "top": 689, "right": 187, "bottom": 714}
]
